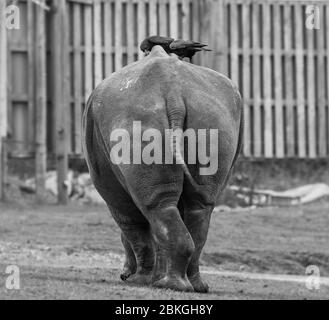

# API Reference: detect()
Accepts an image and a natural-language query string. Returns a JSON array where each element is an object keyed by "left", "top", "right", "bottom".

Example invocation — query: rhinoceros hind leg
[
  {"left": 117, "top": 218, "right": 155, "bottom": 285},
  {"left": 183, "top": 203, "right": 213, "bottom": 293},
  {"left": 120, "top": 233, "right": 137, "bottom": 281},
  {"left": 147, "top": 205, "right": 195, "bottom": 292},
  {"left": 151, "top": 245, "right": 167, "bottom": 283}
]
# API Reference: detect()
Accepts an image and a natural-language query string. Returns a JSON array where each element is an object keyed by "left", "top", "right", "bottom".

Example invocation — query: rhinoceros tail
[{"left": 166, "top": 93, "right": 195, "bottom": 183}]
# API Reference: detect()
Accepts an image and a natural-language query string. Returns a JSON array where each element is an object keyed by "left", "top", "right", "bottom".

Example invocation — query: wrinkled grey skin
[{"left": 82, "top": 46, "right": 243, "bottom": 293}]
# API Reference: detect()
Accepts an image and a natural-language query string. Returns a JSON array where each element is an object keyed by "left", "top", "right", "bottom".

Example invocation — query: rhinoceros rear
[{"left": 82, "top": 45, "right": 243, "bottom": 293}]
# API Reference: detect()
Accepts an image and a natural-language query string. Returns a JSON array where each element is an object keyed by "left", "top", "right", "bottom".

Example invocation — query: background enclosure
[{"left": 2, "top": 0, "right": 329, "bottom": 161}]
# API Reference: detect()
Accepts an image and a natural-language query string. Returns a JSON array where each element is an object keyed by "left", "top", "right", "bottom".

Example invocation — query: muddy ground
[{"left": 0, "top": 201, "right": 328, "bottom": 299}]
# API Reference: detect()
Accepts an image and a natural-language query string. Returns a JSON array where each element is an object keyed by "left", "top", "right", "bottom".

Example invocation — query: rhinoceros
[{"left": 82, "top": 45, "right": 243, "bottom": 292}]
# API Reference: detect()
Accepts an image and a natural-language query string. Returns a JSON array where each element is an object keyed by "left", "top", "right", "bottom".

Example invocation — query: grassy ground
[{"left": 0, "top": 201, "right": 328, "bottom": 299}]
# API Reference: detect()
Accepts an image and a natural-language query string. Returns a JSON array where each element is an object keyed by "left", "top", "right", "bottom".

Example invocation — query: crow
[
  {"left": 169, "top": 39, "right": 212, "bottom": 61},
  {"left": 140, "top": 35, "right": 174, "bottom": 55}
]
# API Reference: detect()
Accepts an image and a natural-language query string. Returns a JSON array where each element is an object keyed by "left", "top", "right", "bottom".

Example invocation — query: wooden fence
[
  {"left": 2, "top": 0, "right": 329, "bottom": 161},
  {"left": 225, "top": 0, "right": 329, "bottom": 159}
]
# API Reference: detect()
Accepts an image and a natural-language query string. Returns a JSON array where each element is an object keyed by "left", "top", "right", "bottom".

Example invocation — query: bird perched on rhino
[
  {"left": 140, "top": 36, "right": 211, "bottom": 62},
  {"left": 140, "top": 35, "right": 174, "bottom": 55},
  {"left": 169, "top": 39, "right": 212, "bottom": 61}
]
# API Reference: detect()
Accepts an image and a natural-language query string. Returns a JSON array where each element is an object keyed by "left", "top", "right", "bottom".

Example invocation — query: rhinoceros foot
[
  {"left": 153, "top": 275, "right": 194, "bottom": 292},
  {"left": 124, "top": 271, "right": 153, "bottom": 286},
  {"left": 120, "top": 267, "right": 136, "bottom": 281},
  {"left": 188, "top": 273, "right": 209, "bottom": 293}
]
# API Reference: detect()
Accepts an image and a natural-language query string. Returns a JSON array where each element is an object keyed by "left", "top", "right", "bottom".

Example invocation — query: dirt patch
[
  {"left": 0, "top": 241, "right": 124, "bottom": 270},
  {"left": 202, "top": 250, "right": 329, "bottom": 276}
]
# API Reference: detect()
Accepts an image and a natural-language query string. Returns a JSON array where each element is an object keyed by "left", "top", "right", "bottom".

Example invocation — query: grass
[{"left": 0, "top": 200, "right": 328, "bottom": 299}]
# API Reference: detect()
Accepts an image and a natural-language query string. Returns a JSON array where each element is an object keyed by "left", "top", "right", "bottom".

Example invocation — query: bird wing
[
  {"left": 169, "top": 39, "right": 208, "bottom": 50},
  {"left": 148, "top": 35, "right": 174, "bottom": 45}
]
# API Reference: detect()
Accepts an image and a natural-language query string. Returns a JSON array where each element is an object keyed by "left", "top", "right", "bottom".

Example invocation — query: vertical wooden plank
[
  {"left": 230, "top": 1, "right": 238, "bottom": 86},
  {"left": 242, "top": 2, "right": 250, "bottom": 157},
  {"left": 149, "top": 0, "right": 158, "bottom": 36},
  {"left": 0, "top": 1, "right": 7, "bottom": 140},
  {"left": 94, "top": 0, "right": 102, "bottom": 84},
  {"left": 0, "top": 0, "right": 8, "bottom": 200},
  {"left": 207, "top": 0, "right": 217, "bottom": 70},
  {"left": 283, "top": 5, "right": 294, "bottom": 157},
  {"left": 35, "top": 0, "right": 47, "bottom": 202},
  {"left": 190, "top": 0, "right": 200, "bottom": 41},
  {"left": 84, "top": 4, "right": 93, "bottom": 97},
  {"left": 27, "top": 0, "right": 35, "bottom": 154},
  {"left": 252, "top": 2, "right": 261, "bottom": 157},
  {"left": 137, "top": 0, "right": 146, "bottom": 60},
  {"left": 199, "top": 0, "right": 212, "bottom": 68},
  {"left": 104, "top": 0, "right": 113, "bottom": 76},
  {"left": 115, "top": 0, "right": 123, "bottom": 71},
  {"left": 327, "top": 3, "right": 329, "bottom": 156},
  {"left": 295, "top": 3, "right": 306, "bottom": 157},
  {"left": 214, "top": 0, "right": 227, "bottom": 74},
  {"left": 159, "top": 0, "right": 168, "bottom": 36},
  {"left": 316, "top": 4, "right": 326, "bottom": 157},
  {"left": 306, "top": 13, "right": 316, "bottom": 158},
  {"left": 0, "top": 137, "right": 8, "bottom": 200},
  {"left": 73, "top": 3, "right": 82, "bottom": 154},
  {"left": 263, "top": 2, "right": 272, "bottom": 157},
  {"left": 126, "top": 0, "right": 134, "bottom": 64},
  {"left": 170, "top": 0, "right": 178, "bottom": 39},
  {"left": 182, "top": 0, "right": 190, "bottom": 40},
  {"left": 191, "top": 0, "right": 201, "bottom": 66},
  {"left": 53, "top": 0, "right": 69, "bottom": 204},
  {"left": 273, "top": 3, "right": 284, "bottom": 158},
  {"left": 208, "top": 0, "right": 218, "bottom": 69},
  {"left": 84, "top": 4, "right": 93, "bottom": 100}
]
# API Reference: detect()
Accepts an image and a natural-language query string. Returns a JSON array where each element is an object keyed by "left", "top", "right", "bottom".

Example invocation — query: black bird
[
  {"left": 140, "top": 35, "right": 174, "bottom": 55},
  {"left": 169, "top": 39, "right": 211, "bottom": 61}
]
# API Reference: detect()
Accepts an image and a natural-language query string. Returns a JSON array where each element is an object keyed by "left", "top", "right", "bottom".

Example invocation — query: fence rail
[{"left": 3, "top": 0, "right": 329, "bottom": 159}]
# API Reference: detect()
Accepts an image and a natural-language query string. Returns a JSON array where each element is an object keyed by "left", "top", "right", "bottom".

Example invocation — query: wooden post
[
  {"left": 1, "top": 138, "right": 8, "bottom": 201},
  {"left": 53, "top": 0, "right": 69, "bottom": 204},
  {"left": 273, "top": 3, "right": 284, "bottom": 158},
  {"left": 263, "top": 3, "right": 272, "bottom": 157},
  {"left": 242, "top": 2, "right": 250, "bottom": 157},
  {"left": 0, "top": 1, "right": 8, "bottom": 201},
  {"left": 35, "top": 0, "right": 47, "bottom": 203}
]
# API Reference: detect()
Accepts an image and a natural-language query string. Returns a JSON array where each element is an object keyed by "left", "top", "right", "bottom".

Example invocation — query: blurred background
[{"left": 1, "top": 0, "right": 329, "bottom": 205}]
